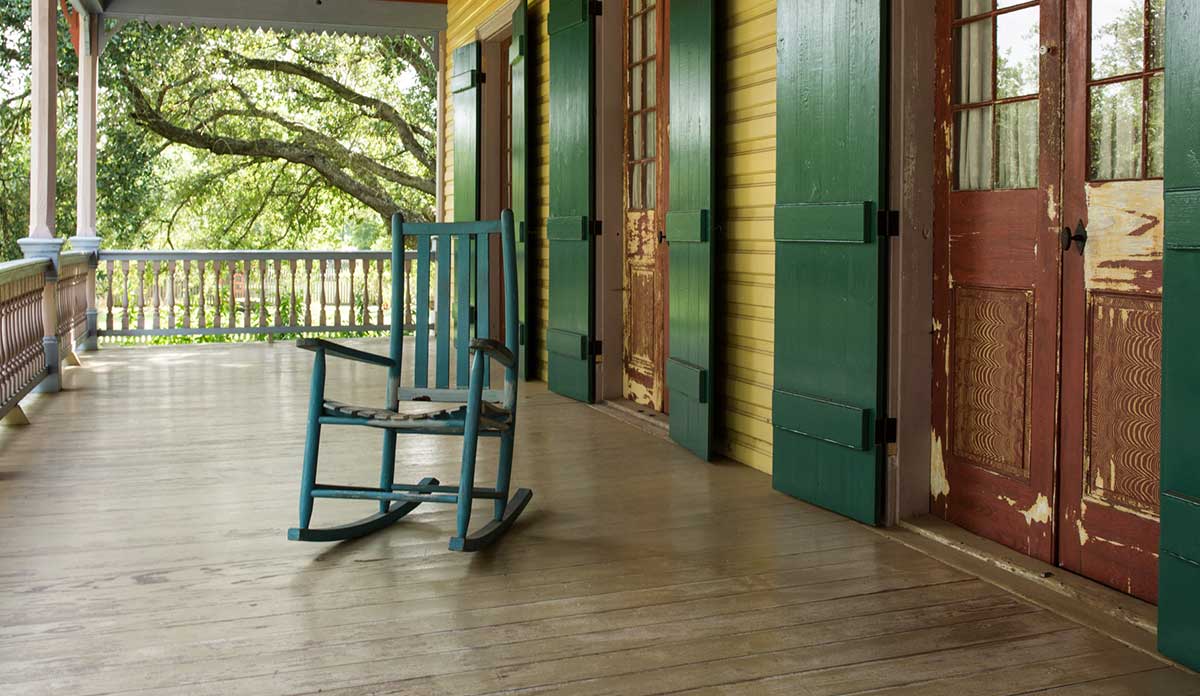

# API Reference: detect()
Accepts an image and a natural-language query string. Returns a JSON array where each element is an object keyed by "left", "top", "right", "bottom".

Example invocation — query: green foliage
[{"left": 1, "top": 4, "right": 435, "bottom": 262}]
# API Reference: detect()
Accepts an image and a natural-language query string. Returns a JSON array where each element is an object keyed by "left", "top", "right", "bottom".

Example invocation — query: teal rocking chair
[{"left": 287, "top": 210, "right": 531, "bottom": 551}]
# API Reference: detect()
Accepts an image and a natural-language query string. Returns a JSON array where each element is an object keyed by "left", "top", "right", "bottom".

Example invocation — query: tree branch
[
  {"left": 123, "top": 74, "right": 429, "bottom": 222},
  {"left": 221, "top": 50, "right": 435, "bottom": 174}
]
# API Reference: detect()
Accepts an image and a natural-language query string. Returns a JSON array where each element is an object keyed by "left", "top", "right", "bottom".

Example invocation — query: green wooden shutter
[
  {"left": 546, "top": 0, "right": 597, "bottom": 402},
  {"left": 452, "top": 42, "right": 482, "bottom": 383},
  {"left": 771, "top": 0, "right": 889, "bottom": 525},
  {"left": 452, "top": 42, "right": 482, "bottom": 223},
  {"left": 1159, "top": 0, "right": 1200, "bottom": 671},
  {"left": 666, "top": 1, "right": 717, "bottom": 459},
  {"left": 511, "top": 0, "right": 536, "bottom": 381}
]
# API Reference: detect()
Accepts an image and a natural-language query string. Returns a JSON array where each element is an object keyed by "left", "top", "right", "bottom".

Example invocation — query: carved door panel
[
  {"left": 932, "top": 0, "right": 1064, "bottom": 563},
  {"left": 623, "top": 0, "right": 669, "bottom": 411},
  {"left": 1058, "top": 0, "right": 1164, "bottom": 602}
]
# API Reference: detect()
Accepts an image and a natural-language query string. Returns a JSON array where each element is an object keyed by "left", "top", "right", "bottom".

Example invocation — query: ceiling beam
[{"left": 99, "top": 0, "right": 447, "bottom": 36}]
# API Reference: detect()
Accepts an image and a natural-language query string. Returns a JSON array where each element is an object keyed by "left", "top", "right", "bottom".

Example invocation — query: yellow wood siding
[
  {"left": 443, "top": 0, "right": 778, "bottom": 473},
  {"left": 717, "top": 0, "right": 775, "bottom": 473}
]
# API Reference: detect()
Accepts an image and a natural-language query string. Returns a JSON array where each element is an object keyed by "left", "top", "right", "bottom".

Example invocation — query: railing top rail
[
  {"left": 0, "top": 258, "right": 50, "bottom": 286},
  {"left": 59, "top": 251, "right": 93, "bottom": 268},
  {"left": 98, "top": 250, "right": 421, "bottom": 262}
]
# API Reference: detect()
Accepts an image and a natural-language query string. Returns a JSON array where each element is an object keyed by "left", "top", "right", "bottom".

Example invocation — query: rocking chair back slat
[
  {"left": 435, "top": 233, "right": 452, "bottom": 388},
  {"left": 476, "top": 234, "right": 491, "bottom": 387},
  {"left": 454, "top": 236, "right": 471, "bottom": 388},
  {"left": 414, "top": 236, "right": 432, "bottom": 388}
]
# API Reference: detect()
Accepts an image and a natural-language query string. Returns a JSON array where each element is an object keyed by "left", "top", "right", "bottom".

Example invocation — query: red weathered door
[
  {"left": 623, "top": 0, "right": 669, "bottom": 411},
  {"left": 932, "top": 0, "right": 1065, "bottom": 563},
  {"left": 1058, "top": 0, "right": 1164, "bottom": 602}
]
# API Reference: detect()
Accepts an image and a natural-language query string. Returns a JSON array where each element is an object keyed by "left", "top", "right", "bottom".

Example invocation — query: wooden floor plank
[{"left": 0, "top": 342, "right": 1194, "bottom": 696}]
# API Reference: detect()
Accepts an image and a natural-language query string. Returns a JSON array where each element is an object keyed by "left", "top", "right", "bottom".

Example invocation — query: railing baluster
[
  {"left": 150, "top": 260, "right": 160, "bottom": 331},
  {"left": 105, "top": 259, "right": 113, "bottom": 332},
  {"left": 136, "top": 260, "right": 145, "bottom": 331},
  {"left": 348, "top": 259, "right": 357, "bottom": 329},
  {"left": 361, "top": 260, "right": 370, "bottom": 329},
  {"left": 318, "top": 258, "right": 327, "bottom": 328},
  {"left": 197, "top": 260, "right": 206, "bottom": 330},
  {"left": 166, "top": 260, "right": 176, "bottom": 330},
  {"left": 214, "top": 260, "right": 222, "bottom": 330},
  {"left": 227, "top": 261, "right": 236, "bottom": 330},
  {"left": 121, "top": 260, "right": 130, "bottom": 332},
  {"left": 376, "top": 258, "right": 384, "bottom": 327},
  {"left": 305, "top": 258, "right": 314, "bottom": 328},
  {"left": 181, "top": 260, "right": 190, "bottom": 329},
  {"left": 243, "top": 259, "right": 252, "bottom": 330},
  {"left": 289, "top": 260, "right": 297, "bottom": 329},
  {"left": 257, "top": 258, "right": 266, "bottom": 329},
  {"left": 274, "top": 259, "right": 282, "bottom": 329},
  {"left": 333, "top": 259, "right": 342, "bottom": 328}
]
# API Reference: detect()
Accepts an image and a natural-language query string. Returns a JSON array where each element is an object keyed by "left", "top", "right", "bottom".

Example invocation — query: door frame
[{"left": 595, "top": 0, "right": 625, "bottom": 402}]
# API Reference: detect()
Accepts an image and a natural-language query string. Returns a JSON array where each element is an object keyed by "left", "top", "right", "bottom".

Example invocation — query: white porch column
[
  {"left": 21, "top": 0, "right": 64, "bottom": 391},
  {"left": 72, "top": 13, "right": 101, "bottom": 351}
]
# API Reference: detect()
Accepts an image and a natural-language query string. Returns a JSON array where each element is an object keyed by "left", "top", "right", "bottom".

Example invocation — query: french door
[
  {"left": 933, "top": 0, "right": 1064, "bottom": 564},
  {"left": 1058, "top": 0, "right": 1164, "bottom": 602},
  {"left": 622, "top": 0, "right": 670, "bottom": 411},
  {"left": 933, "top": 0, "right": 1164, "bottom": 602}
]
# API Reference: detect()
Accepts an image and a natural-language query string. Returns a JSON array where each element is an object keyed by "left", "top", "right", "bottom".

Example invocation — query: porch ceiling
[{"left": 93, "top": 0, "right": 446, "bottom": 36}]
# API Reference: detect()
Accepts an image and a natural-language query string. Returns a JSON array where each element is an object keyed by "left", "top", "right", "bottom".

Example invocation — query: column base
[
  {"left": 18, "top": 236, "right": 65, "bottom": 266},
  {"left": 34, "top": 336, "right": 61, "bottom": 394}
]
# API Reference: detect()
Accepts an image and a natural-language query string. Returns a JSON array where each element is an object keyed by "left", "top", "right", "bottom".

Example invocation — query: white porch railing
[
  {"left": 1, "top": 247, "right": 438, "bottom": 421},
  {"left": 96, "top": 250, "right": 434, "bottom": 340}
]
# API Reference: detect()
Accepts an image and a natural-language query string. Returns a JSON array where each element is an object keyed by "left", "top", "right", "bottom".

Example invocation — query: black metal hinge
[
  {"left": 592, "top": 1, "right": 603, "bottom": 16},
  {"left": 877, "top": 417, "right": 898, "bottom": 445},
  {"left": 878, "top": 209, "right": 900, "bottom": 238},
  {"left": 591, "top": 219, "right": 602, "bottom": 237},
  {"left": 592, "top": 340, "right": 603, "bottom": 357}
]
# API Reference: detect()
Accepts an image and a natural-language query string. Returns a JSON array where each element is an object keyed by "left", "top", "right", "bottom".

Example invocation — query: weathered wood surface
[{"left": 0, "top": 341, "right": 1195, "bottom": 695}]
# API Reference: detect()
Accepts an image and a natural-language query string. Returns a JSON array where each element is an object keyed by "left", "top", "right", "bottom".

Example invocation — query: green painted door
[
  {"left": 772, "top": 0, "right": 889, "bottom": 525},
  {"left": 547, "top": 0, "right": 597, "bottom": 402},
  {"left": 666, "top": 0, "right": 716, "bottom": 459},
  {"left": 1159, "top": 0, "right": 1200, "bottom": 671},
  {"left": 511, "top": 0, "right": 536, "bottom": 380}
]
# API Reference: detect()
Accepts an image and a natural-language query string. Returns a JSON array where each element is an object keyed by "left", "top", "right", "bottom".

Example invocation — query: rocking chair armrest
[
  {"left": 296, "top": 338, "right": 396, "bottom": 368},
  {"left": 469, "top": 338, "right": 515, "bottom": 369}
]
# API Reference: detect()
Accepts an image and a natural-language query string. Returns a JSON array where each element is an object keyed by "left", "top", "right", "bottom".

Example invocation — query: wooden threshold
[
  {"left": 878, "top": 515, "right": 1187, "bottom": 669},
  {"left": 591, "top": 396, "right": 670, "bottom": 437}
]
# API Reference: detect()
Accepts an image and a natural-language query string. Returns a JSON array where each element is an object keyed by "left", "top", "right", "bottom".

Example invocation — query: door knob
[{"left": 1061, "top": 220, "right": 1087, "bottom": 254}]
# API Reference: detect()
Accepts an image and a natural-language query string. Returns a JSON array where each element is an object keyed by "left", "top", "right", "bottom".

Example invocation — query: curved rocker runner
[{"left": 287, "top": 211, "right": 532, "bottom": 551}]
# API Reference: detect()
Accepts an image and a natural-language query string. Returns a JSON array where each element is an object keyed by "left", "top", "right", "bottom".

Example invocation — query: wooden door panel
[
  {"left": 1058, "top": 0, "right": 1165, "bottom": 602},
  {"left": 946, "top": 191, "right": 1043, "bottom": 286},
  {"left": 933, "top": 0, "right": 1064, "bottom": 563},
  {"left": 623, "top": 210, "right": 664, "bottom": 406}
]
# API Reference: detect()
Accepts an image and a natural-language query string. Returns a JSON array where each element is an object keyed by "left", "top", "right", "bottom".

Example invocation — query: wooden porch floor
[{"left": 1, "top": 341, "right": 1197, "bottom": 695}]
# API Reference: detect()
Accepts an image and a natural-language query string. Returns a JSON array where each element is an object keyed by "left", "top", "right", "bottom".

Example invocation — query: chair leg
[
  {"left": 297, "top": 350, "right": 326, "bottom": 530},
  {"left": 494, "top": 432, "right": 514, "bottom": 521},
  {"left": 453, "top": 353, "right": 487, "bottom": 545},
  {"left": 379, "top": 430, "right": 397, "bottom": 514}
]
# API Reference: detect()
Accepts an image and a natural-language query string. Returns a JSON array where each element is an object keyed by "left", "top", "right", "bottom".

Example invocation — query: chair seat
[{"left": 323, "top": 399, "right": 512, "bottom": 430}]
